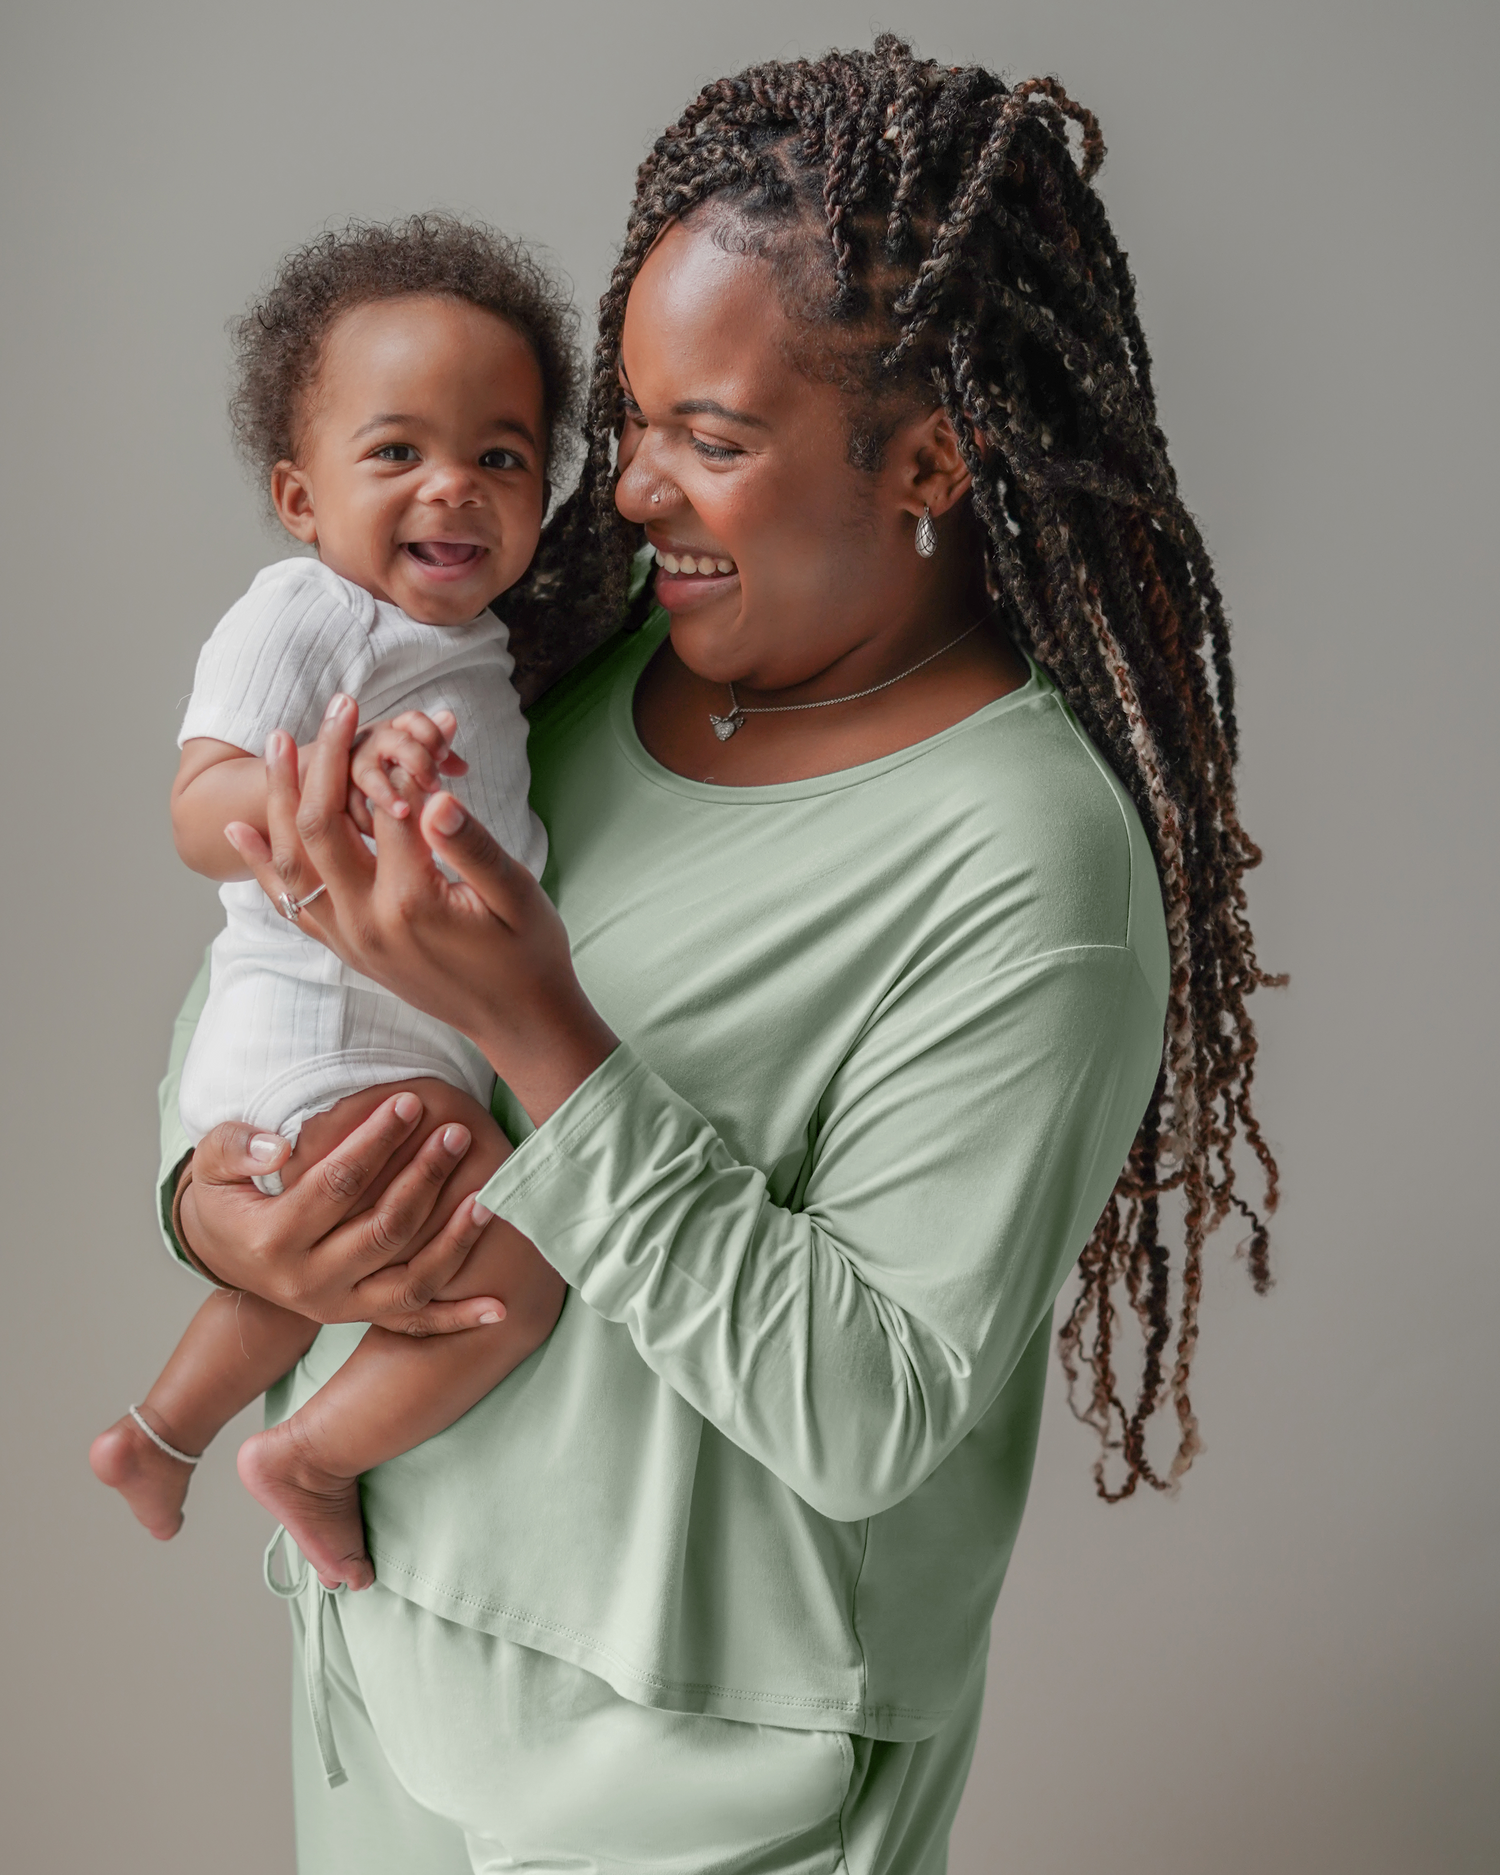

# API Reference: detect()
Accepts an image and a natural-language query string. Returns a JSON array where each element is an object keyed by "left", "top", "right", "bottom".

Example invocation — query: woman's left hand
[{"left": 224, "top": 692, "right": 618, "bottom": 1128}]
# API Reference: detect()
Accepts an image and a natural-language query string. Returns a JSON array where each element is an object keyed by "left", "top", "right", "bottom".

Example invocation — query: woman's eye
[
  {"left": 692, "top": 437, "right": 742, "bottom": 463},
  {"left": 372, "top": 444, "right": 419, "bottom": 463},
  {"left": 479, "top": 448, "right": 525, "bottom": 471}
]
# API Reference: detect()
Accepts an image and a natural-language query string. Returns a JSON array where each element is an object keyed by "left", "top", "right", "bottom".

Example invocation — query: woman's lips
[{"left": 649, "top": 543, "right": 739, "bottom": 609}]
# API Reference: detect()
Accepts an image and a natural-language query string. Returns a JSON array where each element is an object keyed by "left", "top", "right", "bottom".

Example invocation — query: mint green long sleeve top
[{"left": 157, "top": 611, "right": 1168, "bottom": 1740}]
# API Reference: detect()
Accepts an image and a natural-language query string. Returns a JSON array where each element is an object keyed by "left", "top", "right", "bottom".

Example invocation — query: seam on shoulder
[{"left": 1047, "top": 693, "right": 1136, "bottom": 949}]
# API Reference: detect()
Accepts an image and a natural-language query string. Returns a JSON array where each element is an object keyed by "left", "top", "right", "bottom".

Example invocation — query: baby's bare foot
[
  {"left": 89, "top": 1410, "right": 199, "bottom": 1540},
  {"left": 237, "top": 1422, "right": 374, "bottom": 1592}
]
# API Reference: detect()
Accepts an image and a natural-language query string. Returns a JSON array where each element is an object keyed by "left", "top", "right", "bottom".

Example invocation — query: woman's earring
[{"left": 915, "top": 505, "right": 937, "bottom": 558}]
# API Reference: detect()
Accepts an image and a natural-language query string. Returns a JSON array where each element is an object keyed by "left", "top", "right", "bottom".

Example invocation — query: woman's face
[{"left": 615, "top": 217, "right": 961, "bottom": 692}]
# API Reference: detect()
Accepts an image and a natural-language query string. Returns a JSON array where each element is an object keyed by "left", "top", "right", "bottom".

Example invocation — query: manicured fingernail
[
  {"left": 441, "top": 1124, "right": 470, "bottom": 1156},
  {"left": 248, "top": 1133, "right": 282, "bottom": 1163},
  {"left": 470, "top": 1197, "right": 494, "bottom": 1227},
  {"left": 478, "top": 1308, "right": 504, "bottom": 1324},
  {"left": 393, "top": 1093, "right": 421, "bottom": 1122},
  {"left": 430, "top": 794, "right": 464, "bottom": 835},
  {"left": 324, "top": 692, "right": 352, "bottom": 721},
  {"left": 224, "top": 824, "right": 246, "bottom": 852}
]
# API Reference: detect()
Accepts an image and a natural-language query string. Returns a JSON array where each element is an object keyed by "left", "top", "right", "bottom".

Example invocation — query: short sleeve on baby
[{"left": 179, "top": 558, "right": 378, "bottom": 752}]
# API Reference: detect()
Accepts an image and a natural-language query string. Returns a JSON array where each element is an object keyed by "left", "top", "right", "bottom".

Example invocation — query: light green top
[{"left": 158, "top": 610, "right": 1167, "bottom": 1740}]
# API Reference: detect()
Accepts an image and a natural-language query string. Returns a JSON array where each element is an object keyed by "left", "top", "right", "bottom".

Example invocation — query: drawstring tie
[{"left": 264, "top": 1526, "right": 348, "bottom": 1789}]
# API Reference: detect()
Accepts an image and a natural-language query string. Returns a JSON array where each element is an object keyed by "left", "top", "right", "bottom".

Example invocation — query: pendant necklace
[{"left": 708, "top": 619, "right": 986, "bottom": 742}]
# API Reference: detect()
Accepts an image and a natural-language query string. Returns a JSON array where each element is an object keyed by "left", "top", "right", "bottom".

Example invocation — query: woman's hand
[
  {"left": 180, "top": 1093, "right": 503, "bottom": 1334},
  {"left": 224, "top": 693, "right": 618, "bottom": 1128}
]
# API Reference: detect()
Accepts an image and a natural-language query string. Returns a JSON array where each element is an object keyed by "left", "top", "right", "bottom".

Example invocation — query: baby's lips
[{"left": 406, "top": 540, "right": 484, "bottom": 568}]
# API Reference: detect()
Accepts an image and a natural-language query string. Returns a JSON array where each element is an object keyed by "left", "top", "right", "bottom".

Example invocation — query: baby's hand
[{"left": 348, "top": 709, "right": 468, "bottom": 831}]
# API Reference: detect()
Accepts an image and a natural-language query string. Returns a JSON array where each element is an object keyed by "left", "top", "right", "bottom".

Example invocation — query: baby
[{"left": 90, "top": 216, "right": 578, "bottom": 1590}]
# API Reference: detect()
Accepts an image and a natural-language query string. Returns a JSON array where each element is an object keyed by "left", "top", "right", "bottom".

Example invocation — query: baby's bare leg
[
  {"left": 236, "top": 1079, "right": 564, "bottom": 1590},
  {"left": 91, "top": 1291, "right": 319, "bottom": 1540}
]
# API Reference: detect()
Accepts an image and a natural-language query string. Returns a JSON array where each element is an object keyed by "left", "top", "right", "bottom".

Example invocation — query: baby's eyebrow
[
  {"left": 350, "top": 412, "right": 539, "bottom": 447},
  {"left": 352, "top": 412, "right": 418, "bottom": 438}
]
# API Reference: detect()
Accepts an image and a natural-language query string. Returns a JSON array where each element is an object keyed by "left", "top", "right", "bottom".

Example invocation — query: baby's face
[{"left": 272, "top": 295, "right": 548, "bottom": 625}]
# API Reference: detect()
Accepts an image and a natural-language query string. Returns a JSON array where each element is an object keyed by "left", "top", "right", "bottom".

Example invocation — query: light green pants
[{"left": 284, "top": 1569, "right": 986, "bottom": 1874}]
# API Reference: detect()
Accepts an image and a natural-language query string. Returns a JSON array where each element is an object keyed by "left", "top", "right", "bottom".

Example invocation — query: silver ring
[{"left": 277, "top": 883, "right": 328, "bottom": 922}]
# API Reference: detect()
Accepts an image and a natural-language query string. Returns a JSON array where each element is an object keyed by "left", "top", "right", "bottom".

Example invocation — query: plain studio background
[{"left": 1, "top": 1, "right": 1495, "bottom": 1869}]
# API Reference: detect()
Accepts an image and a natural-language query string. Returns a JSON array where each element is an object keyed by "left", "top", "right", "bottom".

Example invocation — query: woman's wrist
[
  {"left": 479, "top": 1006, "right": 621, "bottom": 1131},
  {"left": 170, "top": 1157, "right": 237, "bottom": 1290}
]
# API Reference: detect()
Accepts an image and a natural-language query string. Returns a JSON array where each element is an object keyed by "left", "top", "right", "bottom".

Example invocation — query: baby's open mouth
[{"left": 405, "top": 541, "right": 484, "bottom": 568}]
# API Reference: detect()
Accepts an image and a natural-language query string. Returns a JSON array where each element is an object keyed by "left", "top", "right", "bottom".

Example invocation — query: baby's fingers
[
  {"left": 350, "top": 749, "right": 415, "bottom": 819},
  {"left": 394, "top": 709, "right": 469, "bottom": 779}
]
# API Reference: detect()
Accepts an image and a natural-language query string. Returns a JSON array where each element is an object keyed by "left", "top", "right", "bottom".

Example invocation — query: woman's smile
[{"left": 648, "top": 538, "right": 739, "bottom": 606}]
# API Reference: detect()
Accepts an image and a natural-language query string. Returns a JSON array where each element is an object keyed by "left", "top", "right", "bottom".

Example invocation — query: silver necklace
[{"left": 708, "top": 620, "right": 985, "bottom": 742}]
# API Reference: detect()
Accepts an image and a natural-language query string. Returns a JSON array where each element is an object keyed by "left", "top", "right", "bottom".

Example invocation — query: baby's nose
[{"left": 419, "top": 459, "right": 482, "bottom": 502}]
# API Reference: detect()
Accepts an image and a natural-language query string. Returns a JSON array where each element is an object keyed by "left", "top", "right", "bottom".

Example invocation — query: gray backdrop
[{"left": 2, "top": 2, "right": 1495, "bottom": 1869}]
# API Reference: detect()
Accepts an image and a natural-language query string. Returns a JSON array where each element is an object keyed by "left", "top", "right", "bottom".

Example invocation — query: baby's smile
[{"left": 405, "top": 540, "right": 487, "bottom": 578}]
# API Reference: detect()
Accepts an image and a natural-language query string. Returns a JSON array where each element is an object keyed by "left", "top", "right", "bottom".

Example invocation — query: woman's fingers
[
  {"left": 290, "top": 696, "right": 376, "bottom": 897},
  {"left": 224, "top": 770, "right": 330, "bottom": 933},
  {"left": 224, "top": 820, "right": 273, "bottom": 867},
  {"left": 353, "top": 1192, "right": 502, "bottom": 1333},
  {"left": 276, "top": 1091, "right": 430, "bottom": 1242},
  {"left": 192, "top": 1119, "right": 291, "bottom": 1187},
  {"left": 347, "top": 783, "right": 376, "bottom": 837},
  {"left": 418, "top": 791, "right": 527, "bottom": 925},
  {"left": 378, "top": 1296, "right": 507, "bottom": 1337},
  {"left": 318, "top": 1117, "right": 474, "bottom": 1283}
]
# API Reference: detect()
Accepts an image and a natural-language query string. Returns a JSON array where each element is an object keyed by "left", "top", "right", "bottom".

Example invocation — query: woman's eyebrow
[{"left": 672, "top": 397, "right": 768, "bottom": 430}]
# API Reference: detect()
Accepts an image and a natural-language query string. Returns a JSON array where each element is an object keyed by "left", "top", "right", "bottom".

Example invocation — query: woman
[{"left": 163, "top": 39, "right": 1279, "bottom": 1872}]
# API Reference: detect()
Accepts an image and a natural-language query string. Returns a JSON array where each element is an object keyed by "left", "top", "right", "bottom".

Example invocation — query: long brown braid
[{"left": 514, "top": 36, "right": 1284, "bottom": 1500}]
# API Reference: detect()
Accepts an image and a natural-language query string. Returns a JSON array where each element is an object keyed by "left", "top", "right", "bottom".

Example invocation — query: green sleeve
[
  {"left": 479, "top": 942, "right": 1163, "bottom": 1522},
  {"left": 156, "top": 951, "right": 212, "bottom": 1271}
]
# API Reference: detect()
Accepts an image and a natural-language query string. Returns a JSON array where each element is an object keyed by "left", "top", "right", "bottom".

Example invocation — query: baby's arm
[{"left": 173, "top": 709, "right": 467, "bottom": 880}]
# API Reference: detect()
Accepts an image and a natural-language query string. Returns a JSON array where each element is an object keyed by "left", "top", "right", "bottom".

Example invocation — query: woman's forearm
[{"left": 479, "top": 948, "right": 1165, "bottom": 1521}]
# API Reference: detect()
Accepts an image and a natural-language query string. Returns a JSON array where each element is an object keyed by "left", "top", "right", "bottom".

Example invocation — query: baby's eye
[
  {"left": 479, "top": 448, "right": 526, "bottom": 472},
  {"left": 372, "top": 444, "right": 419, "bottom": 463}
]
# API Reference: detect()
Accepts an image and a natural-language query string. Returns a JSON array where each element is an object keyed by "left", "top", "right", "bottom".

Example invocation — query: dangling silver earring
[{"left": 915, "top": 505, "right": 937, "bottom": 558}]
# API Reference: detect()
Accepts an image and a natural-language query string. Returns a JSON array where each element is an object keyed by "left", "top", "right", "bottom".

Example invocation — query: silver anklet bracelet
[{"left": 128, "top": 1404, "right": 201, "bottom": 1467}]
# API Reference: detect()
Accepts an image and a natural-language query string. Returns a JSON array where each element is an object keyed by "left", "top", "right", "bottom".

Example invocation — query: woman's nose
[{"left": 615, "top": 435, "right": 677, "bottom": 523}]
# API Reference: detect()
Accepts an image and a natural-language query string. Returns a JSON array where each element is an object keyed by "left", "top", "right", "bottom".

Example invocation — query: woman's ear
[
  {"left": 270, "top": 461, "right": 318, "bottom": 544},
  {"left": 891, "top": 406, "right": 973, "bottom": 520}
]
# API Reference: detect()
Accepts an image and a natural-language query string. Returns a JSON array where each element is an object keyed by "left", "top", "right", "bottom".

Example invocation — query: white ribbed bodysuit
[{"left": 177, "top": 558, "right": 546, "bottom": 1169}]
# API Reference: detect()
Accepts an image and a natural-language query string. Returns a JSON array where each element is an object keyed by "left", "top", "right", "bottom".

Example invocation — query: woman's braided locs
[{"left": 518, "top": 36, "right": 1284, "bottom": 1499}]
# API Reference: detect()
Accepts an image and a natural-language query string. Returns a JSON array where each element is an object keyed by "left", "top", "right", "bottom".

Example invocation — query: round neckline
[{"left": 609, "top": 612, "right": 1049, "bottom": 804}]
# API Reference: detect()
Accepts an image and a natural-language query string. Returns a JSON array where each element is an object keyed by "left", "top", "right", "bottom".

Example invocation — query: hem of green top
[{"left": 364, "top": 1539, "right": 957, "bottom": 1740}]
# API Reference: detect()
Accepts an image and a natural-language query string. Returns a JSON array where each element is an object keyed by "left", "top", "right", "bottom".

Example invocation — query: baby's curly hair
[{"left": 229, "top": 213, "right": 581, "bottom": 486}]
